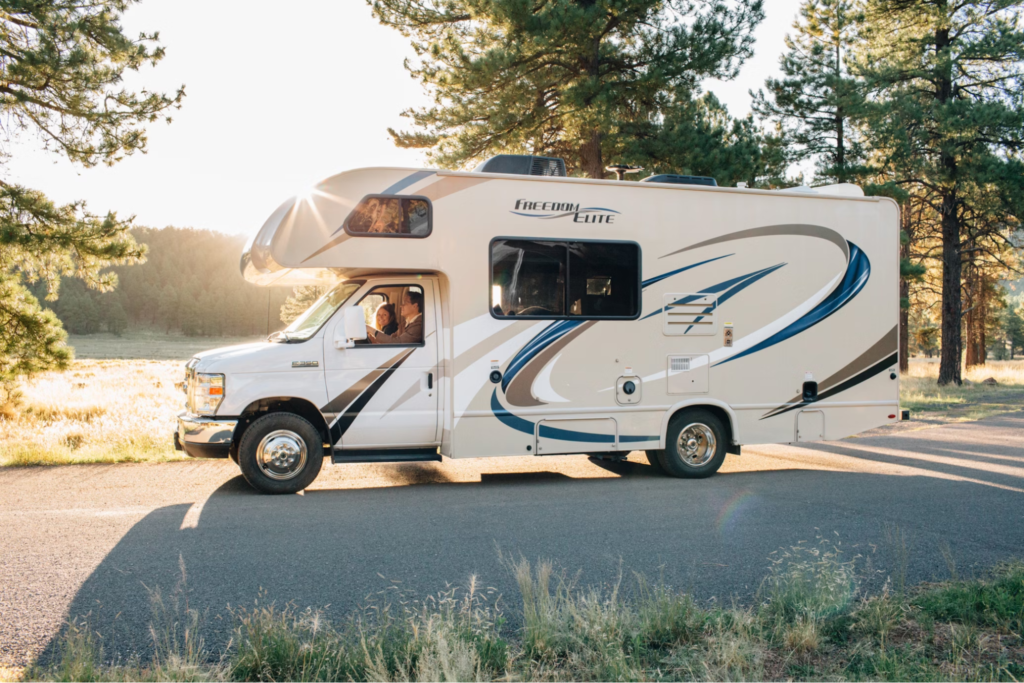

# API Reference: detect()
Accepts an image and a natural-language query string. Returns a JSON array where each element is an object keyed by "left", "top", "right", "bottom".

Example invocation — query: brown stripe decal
[
  {"left": 321, "top": 348, "right": 411, "bottom": 414},
  {"left": 504, "top": 321, "right": 596, "bottom": 407},
  {"left": 760, "top": 325, "right": 898, "bottom": 419},
  {"left": 660, "top": 224, "right": 849, "bottom": 262}
]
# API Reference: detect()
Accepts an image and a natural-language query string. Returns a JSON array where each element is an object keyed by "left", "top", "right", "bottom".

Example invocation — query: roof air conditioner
[{"left": 473, "top": 155, "right": 567, "bottom": 177}]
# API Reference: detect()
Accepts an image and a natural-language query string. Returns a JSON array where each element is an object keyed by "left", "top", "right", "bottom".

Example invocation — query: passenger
[
  {"left": 374, "top": 302, "right": 398, "bottom": 336},
  {"left": 368, "top": 291, "right": 423, "bottom": 344}
]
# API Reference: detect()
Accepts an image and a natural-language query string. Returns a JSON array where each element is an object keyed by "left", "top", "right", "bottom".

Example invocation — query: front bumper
[{"left": 175, "top": 411, "right": 237, "bottom": 459}]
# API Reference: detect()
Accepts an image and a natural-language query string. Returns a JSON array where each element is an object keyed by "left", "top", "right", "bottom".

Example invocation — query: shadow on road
[
  {"left": 789, "top": 412, "right": 1024, "bottom": 493},
  {"left": 36, "top": 433, "right": 1024, "bottom": 665}
]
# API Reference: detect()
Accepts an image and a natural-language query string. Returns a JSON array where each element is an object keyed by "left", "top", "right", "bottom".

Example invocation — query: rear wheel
[
  {"left": 657, "top": 409, "right": 727, "bottom": 478},
  {"left": 238, "top": 413, "right": 324, "bottom": 494},
  {"left": 644, "top": 449, "right": 666, "bottom": 475}
]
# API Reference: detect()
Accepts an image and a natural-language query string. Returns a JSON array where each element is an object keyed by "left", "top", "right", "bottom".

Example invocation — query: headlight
[{"left": 189, "top": 373, "right": 225, "bottom": 416}]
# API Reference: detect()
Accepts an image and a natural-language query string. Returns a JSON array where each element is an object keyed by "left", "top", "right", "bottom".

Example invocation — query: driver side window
[{"left": 354, "top": 285, "right": 425, "bottom": 346}]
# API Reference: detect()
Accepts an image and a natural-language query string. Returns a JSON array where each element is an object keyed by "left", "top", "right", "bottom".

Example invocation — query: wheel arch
[
  {"left": 660, "top": 399, "right": 739, "bottom": 452},
  {"left": 232, "top": 397, "right": 331, "bottom": 458}
]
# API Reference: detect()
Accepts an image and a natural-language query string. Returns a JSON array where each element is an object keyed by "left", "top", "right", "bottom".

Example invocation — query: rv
[{"left": 174, "top": 155, "right": 899, "bottom": 494}]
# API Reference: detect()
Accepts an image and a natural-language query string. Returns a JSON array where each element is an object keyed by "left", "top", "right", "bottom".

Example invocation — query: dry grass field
[
  {"left": 902, "top": 359, "right": 1024, "bottom": 422},
  {"left": 1, "top": 346, "right": 1023, "bottom": 467},
  {"left": 67, "top": 332, "right": 265, "bottom": 361},
  {"left": 0, "top": 360, "right": 187, "bottom": 467}
]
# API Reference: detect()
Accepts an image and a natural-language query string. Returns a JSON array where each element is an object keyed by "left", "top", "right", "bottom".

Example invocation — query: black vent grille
[
  {"left": 473, "top": 154, "right": 567, "bottom": 177},
  {"left": 530, "top": 157, "right": 566, "bottom": 176}
]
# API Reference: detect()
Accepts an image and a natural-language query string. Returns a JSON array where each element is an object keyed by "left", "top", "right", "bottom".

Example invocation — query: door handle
[{"left": 427, "top": 372, "right": 433, "bottom": 390}]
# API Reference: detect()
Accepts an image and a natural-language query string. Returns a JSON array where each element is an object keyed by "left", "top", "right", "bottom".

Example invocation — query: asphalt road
[{"left": 3, "top": 413, "right": 1024, "bottom": 667}]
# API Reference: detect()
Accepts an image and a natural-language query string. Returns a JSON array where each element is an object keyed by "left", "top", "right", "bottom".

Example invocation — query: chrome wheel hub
[
  {"left": 256, "top": 430, "right": 307, "bottom": 480},
  {"left": 676, "top": 423, "right": 716, "bottom": 468}
]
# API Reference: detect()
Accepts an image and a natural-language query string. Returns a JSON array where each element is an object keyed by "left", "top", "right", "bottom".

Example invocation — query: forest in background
[{"left": 31, "top": 227, "right": 292, "bottom": 339}]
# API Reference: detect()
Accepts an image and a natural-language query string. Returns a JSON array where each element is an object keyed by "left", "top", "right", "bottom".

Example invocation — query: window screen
[
  {"left": 344, "top": 196, "right": 431, "bottom": 237},
  {"left": 490, "top": 240, "right": 566, "bottom": 317},
  {"left": 568, "top": 242, "right": 640, "bottom": 317},
  {"left": 490, "top": 239, "right": 640, "bottom": 319}
]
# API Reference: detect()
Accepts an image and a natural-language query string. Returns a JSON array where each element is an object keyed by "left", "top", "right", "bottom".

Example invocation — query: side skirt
[{"left": 331, "top": 447, "right": 441, "bottom": 464}]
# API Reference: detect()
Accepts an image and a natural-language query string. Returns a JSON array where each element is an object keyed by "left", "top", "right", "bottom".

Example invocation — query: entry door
[{"left": 322, "top": 280, "right": 440, "bottom": 449}]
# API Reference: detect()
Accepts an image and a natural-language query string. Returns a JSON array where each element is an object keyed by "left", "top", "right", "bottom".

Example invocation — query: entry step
[{"left": 331, "top": 447, "right": 441, "bottom": 464}]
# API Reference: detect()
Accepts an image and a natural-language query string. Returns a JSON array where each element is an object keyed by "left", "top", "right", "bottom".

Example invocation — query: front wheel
[
  {"left": 657, "top": 409, "right": 727, "bottom": 478},
  {"left": 238, "top": 413, "right": 324, "bottom": 494}
]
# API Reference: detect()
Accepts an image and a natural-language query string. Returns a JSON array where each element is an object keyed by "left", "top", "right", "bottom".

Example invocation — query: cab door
[{"left": 322, "top": 279, "right": 440, "bottom": 449}]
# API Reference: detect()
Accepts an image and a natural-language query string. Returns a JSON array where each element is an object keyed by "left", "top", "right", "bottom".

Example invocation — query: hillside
[{"left": 33, "top": 227, "right": 294, "bottom": 338}]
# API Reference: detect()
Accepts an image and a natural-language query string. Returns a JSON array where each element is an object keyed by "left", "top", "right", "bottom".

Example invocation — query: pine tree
[
  {"left": 158, "top": 284, "right": 180, "bottom": 333},
  {"left": 856, "top": 0, "right": 1024, "bottom": 385},
  {"left": 106, "top": 301, "right": 129, "bottom": 336},
  {"left": 371, "top": 0, "right": 764, "bottom": 178},
  {"left": 627, "top": 92, "right": 791, "bottom": 187},
  {"left": 0, "top": 1, "right": 183, "bottom": 383},
  {"left": 280, "top": 286, "right": 328, "bottom": 324},
  {"left": 752, "top": 0, "right": 864, "bottom": 184}
]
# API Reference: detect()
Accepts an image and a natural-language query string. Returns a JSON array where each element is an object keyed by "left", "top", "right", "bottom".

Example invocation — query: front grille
[{"left": 184, "top": 358, "right": 198, "bottom": 412}]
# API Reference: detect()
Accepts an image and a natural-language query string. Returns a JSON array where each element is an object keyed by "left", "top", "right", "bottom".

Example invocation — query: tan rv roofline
[{"left": 334, "top": 166, "right": 887, "bottom": 203}]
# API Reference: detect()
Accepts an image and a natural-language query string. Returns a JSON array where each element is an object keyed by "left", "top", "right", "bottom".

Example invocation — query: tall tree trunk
[
  {"left": 579, "top": 130, "right": 604, "bottom": 179},
  {"left": 835, "top": 37, "right": 845, "bottom": 184},
  {"left": 937, "top": 189, "right": 962, "bottom": 385},
  {"left": 965, "top": 269, "right": 981, "bottom": 368},
  {"left": 935, "top": 23, "right": 962, "bottom": 386},
  {"left": 899, "top": 201, "right": 911, "bottom": 372},
  {"left": 974, "top": 274, "right": 983, "bottom": 366},
  {"left": 899, "top": 278, "right": 909, "bottom": 371}
]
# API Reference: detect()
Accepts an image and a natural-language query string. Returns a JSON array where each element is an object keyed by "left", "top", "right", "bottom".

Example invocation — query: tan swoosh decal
[
  {"left": 762, "top": 325, "right": 898, "bottom": 418},
  {"left": 419, "top": 176, "right": 490, "bottom": 202},
  {"left": 661, "top": 224, "right": 849, "bottom": 262},
  {"left": 453, "top": 320, "right": 535, "bottom": 374},
  {"left": 504, "top": 321, "right": 596, "bottom": 407}
]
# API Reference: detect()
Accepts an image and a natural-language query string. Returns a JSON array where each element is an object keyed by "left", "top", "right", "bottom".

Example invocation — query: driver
[{"left": 367, "top": 290, "right": 423, "bottom": 344}]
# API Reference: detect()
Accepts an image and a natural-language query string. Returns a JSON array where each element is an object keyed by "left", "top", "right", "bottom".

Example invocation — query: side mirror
[{"left": 334, "top": 307, "right": 367, "bottom": 349}]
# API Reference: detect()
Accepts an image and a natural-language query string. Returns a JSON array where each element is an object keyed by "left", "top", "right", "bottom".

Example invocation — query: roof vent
[
  {"left": 473, "top": 154, "right": 566, "bottom": 177},
  {"left": 640, "top": 174, "right": 717, "bottom": 187}
]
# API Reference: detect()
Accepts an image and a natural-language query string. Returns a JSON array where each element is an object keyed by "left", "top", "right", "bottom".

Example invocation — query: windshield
[{"left": 270, "top": 281, "right": 363, "bottom": 342}]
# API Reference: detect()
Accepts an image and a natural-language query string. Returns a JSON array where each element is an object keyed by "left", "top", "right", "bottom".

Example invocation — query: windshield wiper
[{"left": 269, "top": 330, "right": 308, "bottom": 343}]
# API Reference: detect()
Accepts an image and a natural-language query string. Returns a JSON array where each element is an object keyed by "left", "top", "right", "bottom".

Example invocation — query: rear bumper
[{"left": 175, "top": 411, "right": 237, "bottom": 459}]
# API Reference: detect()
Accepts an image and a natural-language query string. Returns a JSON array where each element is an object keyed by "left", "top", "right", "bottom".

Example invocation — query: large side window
[
  {"left": 491, "top": 240, "right": 566, "bottom": 317},
  {"left": 568, "top": 242, "right": 640, "bottom": 318},
  {"left": 344, "top": 195, "right": 431, "bottom": 237},
  {"left": 490, "top": 239, "right": 640, "bottom": 320}
]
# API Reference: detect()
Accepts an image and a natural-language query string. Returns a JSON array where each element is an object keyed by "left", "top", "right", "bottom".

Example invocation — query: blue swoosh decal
[
  {"left": 715, "top": 241, "right": 870, "bottom": 366},
  {"left": 491, "top": 391, "right": 657, "bottom": 443},
  {"left": 502, "top": 319, "right": 584, "bottom": 391},
  {"left": 641, "top": 262, "right": 786, "bottom": 321},
  {"left": 641, "top": 254, "right": 733, "bottom": 288},
  {"left": 502, "top": 253, "right": 735, "bottom": 390}
]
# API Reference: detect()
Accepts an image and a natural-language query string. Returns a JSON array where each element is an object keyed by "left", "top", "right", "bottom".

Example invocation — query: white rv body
[{"left": 176, "top": 164, "right": 900, "bottom": 491}]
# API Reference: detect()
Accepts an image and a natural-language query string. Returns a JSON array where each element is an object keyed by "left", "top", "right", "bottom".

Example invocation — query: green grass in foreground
[
  {"left": 24, "top": 542, "right": 1024, "bottom": 682},
  {"left": 900, "top": 376, "right": 1024, "bottom": 423}
]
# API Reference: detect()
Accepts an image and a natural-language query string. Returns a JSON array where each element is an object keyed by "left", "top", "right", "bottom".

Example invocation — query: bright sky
[{"left": 5, "top": 0, "right": 802, "bottom": 237}]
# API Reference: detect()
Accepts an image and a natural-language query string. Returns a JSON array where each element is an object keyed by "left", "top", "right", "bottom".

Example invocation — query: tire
[
  {"left": 237, "top": 412, "right": 324, "bottom": 494},
  {"left": 657, "top": 409, "right": 727, "bottom": 479},
  {"left": 644, "top": 449, "right": 666, "bottom": 475}
]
